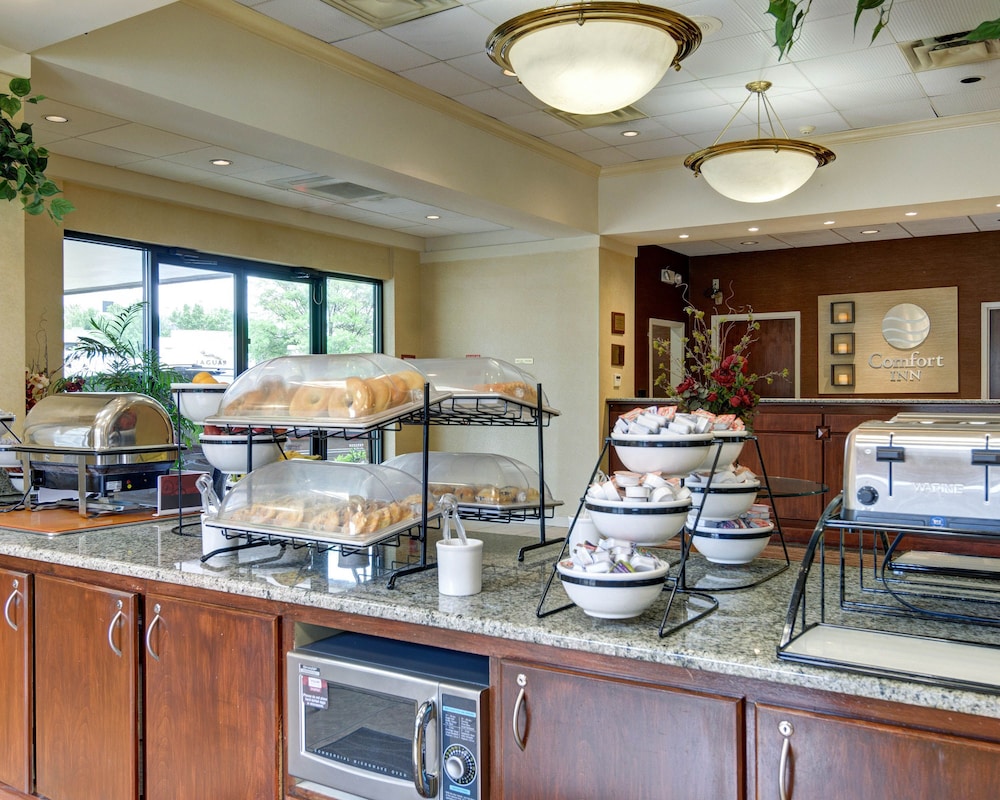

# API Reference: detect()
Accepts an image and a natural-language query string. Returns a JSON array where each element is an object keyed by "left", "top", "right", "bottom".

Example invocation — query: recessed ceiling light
[
  {"left": 861, "top": 229, "right": 880, "bottom": 235},
  {"left": 621, "top": 130, "right": 640, "bottom": 137},
  {"left": 44, "top": 114, "right": 69, "bottom": 123},
  {"left": 960, "top": 75, "right": 984, "bottom": 84},
  {"left": 747, "top": 226, "right": 759, "bottom": 232},
  {"left": 741, "top": 240, "right": 759, "bottom": 246},
  {"left": 904, "top": 211, "right": 918, "bottom": 216},
  {"left": 678, "top": 234, "right": 689, "bottom": 239},
  {"left": 210, "top": 159, "right": 232, "bottom": 166},
  {"left": 426, "top": 214, "right": 440, "bottom": 220},
  {"left": 824, "top": 220, "right": 836, "bottom": 225}
]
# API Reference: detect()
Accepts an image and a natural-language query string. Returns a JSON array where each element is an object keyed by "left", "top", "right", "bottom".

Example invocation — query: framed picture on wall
[
  {"left": 611, "top": 311, "right": 626, "bottom": 336},
  {"left": 611, "top": 343, "right": 625, "bottom": 367}
]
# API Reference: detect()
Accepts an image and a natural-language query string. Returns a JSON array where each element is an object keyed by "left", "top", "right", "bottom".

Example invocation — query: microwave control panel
[{"left": 440, "top": 692, "right": 481, "bottom": 800}]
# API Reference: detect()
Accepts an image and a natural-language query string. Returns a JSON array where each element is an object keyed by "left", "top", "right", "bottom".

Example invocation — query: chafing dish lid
[
  {"left": 409, "top": 357, "right": 553, "bottom": 410},
  {"left": 22, "top": 392, "right": 174, "bottom": 450}
]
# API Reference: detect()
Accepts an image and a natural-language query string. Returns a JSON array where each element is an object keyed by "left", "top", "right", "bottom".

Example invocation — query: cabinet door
[
  {"left": 756, "top": 703, "right": 1000, "bottom": 799},
  {"left": 0, "top": 568, "right": 31, "bottom": 794},
  {"left": 34, "top": 575, "right": 139, "bottom": 800},
  {"left": 499, "top": 660, "right": 742, "bottom": 800},
  {"left": 143, "top": 594, "right": 278, "bottom": 800}
]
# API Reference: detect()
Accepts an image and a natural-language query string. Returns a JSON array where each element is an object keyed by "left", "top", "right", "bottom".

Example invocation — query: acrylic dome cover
[
  {"left": 210, "top": 354, "right": 431, "bottom": 425},
  {"left": 410, "top": 357, "right": 555, "bottom": 412},
  {"left": 383, "top": 451, "right": 556, "bottom": 509},
  {"left": 210, "top": 460, "right": 436, "bottom": 545}
]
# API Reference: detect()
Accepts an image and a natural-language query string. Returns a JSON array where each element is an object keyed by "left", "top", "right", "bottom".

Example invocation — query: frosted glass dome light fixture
[
  {"left": 486, "top": 3, "right": 702, "bottom": 116},
  {"left": 684, "top": 81, "right": 836, "bottom": 203}
]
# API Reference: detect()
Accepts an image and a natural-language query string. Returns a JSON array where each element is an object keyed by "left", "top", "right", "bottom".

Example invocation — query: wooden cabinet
[
  {"left": 29, "top": 575, "right": 278, "bottom": 800},
  {"left": 34, "top": 575, "right": 140, "bottom": 800},
  {"left": 497, "top": 660, "right": 743, "bottom": 800},
  {"left": 143, "top": 594, "right": 278, "bottom": 800},
  {"left": 0, "top": 568, "right": 31, "bottom": 794},
  {"left": 755, "top": 703, "right": 1000, "bottom": 799}
]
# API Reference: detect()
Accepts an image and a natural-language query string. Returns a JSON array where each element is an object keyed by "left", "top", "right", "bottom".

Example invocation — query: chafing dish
[
  {"left": 843, "top": 413, "right": 1000, "bottom": 530},
  {"left": 16, "top": 392, "right": 177, "bottom": 515}
]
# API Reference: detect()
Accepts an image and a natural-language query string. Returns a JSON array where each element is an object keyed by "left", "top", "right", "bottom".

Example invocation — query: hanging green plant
[
  {"left": 0, "top": 77, "right": 74, "bottom": 223},
  {"left": 768, "top": 1, "right": 1000, "bottom": 60}
]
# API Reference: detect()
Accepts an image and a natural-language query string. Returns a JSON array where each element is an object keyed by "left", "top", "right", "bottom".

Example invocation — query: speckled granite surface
[{"left": 2, "top": 517, "right": 999, "bottom": 720}]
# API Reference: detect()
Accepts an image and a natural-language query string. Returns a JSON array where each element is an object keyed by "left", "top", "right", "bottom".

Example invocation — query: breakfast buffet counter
[{"left": 1, "top": 518, "right": 997, "bottom": 721}]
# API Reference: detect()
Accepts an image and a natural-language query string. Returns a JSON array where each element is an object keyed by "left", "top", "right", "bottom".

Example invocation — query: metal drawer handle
[
  {"left": 512, "top": 673, "right": 527, "bottom": 752},
  {"left": 412, "top": 699, "right": 437, "bottom": 798},
  {"left": 145, "top": 603, "right": 162, "bottom": 661},
  {"left": 3, "top": 579, "right": 20, "bottom": 631},
  {"left": 107, "top": 599, "right": 125, "bottom": 657},
  {"left": 778, "top": 720, "right": 794, "bottom": 800}
]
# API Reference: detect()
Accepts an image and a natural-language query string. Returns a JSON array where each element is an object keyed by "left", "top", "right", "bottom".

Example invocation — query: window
[{"left": 62, "top": 234, "right": 383, "bottom": 461}]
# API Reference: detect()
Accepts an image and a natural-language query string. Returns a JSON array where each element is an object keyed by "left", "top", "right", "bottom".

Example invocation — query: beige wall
[
  {"left": 417, "top": 243, "right": 606, "bottom": 508},
  {"left": 1, "top": 203, "right": 27, "bottom": 426},
  {"left": 598, "top": 242, "right": 637, "bottom": 435}
]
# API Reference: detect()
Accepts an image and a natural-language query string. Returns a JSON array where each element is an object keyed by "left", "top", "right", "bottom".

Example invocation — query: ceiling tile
[
  {"left": 399, "top": 61, "right": 491, "bottom": 95},
  {"left": 47, "top": 138, "right": 148, "bottom": 166},
  {"left": 970, "top": 211, "right": 1000, "bottom": 231},
  {"left": 123, "top": 159, "right": 218, "bottom": 183},
  {"left": 161, "top": 147, "right": 283, "bottom": 174},
  {"left": 930, "top": 85, "right": 1000, "bottom": 116},
  {"left": 831, "top": 223, "right": 912, "bottom": 243},
  {"left": 455, "top": 87, "right": 535, "bottom": 117},
  {"left": 711, "top": 234, "right": 792, "bottom": 251},
  {"left": 840, "top": 97, "right": 936, "bottom": 128},
  {"left": 886, "top": 0, "right": 1000, "bottom": 42},
  {"left": 820, "top": 73, "right": 928, "bottom": 108},
  {"left": 496, "top": 110, "right": 575, "bottom": 137},
  {"left": 915, "top": 61, "right": 1000, "bottom": 96},
  {"left": 23, "top": 102, "right": 129, "bottom": 143},
  {"left": 681, "top": 31, "right": 782, "bottom": 80},
  {"left": 634, "top": 81, "right": 727, "bottom": 117},
  {"left": 901, "top": 216, "right": 980, "bottom": 237},
  {"left": 80, "top": 123, "right": 207, "bottom": 158},
  {"left": 664, "top": 240, "right": 740, "bottom": 257},
  {"left": 620, "top": 136, "right": 705, "bottom": 161},
  {"left": 796, "top": 43, "right": 914, "bottom": 88},
  {"left": 385, "top": 6, "right": 494, "bottom": 60},
  {"left": 582, "top": 147, "right": 638, "bottom": 167},
  {"left": 772, "top": 229, "right": 853, "bottom": 248},
  {"left": 540, "top": 130, "right": 607, "bottom": 153},
  {"left": 334, "top": 31, "right": 437, "bottom": 71},
  {"left": 252, "top": 0, "right": 370, "bottom": 43}
]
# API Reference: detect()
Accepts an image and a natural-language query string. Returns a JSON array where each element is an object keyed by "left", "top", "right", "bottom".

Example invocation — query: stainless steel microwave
[{"left": 287, "top": 632, "right": 489, "bottom": 800}]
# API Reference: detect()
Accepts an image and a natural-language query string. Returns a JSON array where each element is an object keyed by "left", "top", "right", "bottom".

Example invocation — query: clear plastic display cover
[
  {"left": 209, "top": 354, "right": 432, "bottom": 427},
  {"left": 410, "top": 357, "right": 557, "bottom": 414},
  {"left": 382, "top": 451, "right": 558, "bottom": 510},
  {"left": 206, "top": 459, "right": 437, "bottom": 545}
]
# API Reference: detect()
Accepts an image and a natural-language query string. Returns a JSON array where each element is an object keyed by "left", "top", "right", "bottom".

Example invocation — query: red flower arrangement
[{"left": 661, "top": 305, "right": 788, "bottom": 426}]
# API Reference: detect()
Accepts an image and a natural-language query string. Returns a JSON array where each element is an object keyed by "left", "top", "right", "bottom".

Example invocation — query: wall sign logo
[
  {"left": 870, "top": 302, "right": 943, "bottom": 382},
  {"left": 881, "top": 303, "right": 931, "bottom": 349}
]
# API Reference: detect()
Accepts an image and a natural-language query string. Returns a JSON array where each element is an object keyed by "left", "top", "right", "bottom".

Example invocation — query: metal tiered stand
[
  {"left": 537, "top": 434, "right": 802, "bottom": 637},
  {"left": 409, "top": 383, "right": 564, "bottom": 561},
  {"left": 778, "top": 494, "right": 1000, "bottom": 694},
  {"left": 193, "top": 387, "right": 448, "bottom": 588}
]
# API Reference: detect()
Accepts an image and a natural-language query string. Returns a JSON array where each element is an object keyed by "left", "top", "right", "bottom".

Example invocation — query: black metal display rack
[
  {"left": 536, "top": 434, "right": 795, "bottom": 637},
  {"left": 183, "top": 387, "right": 448, "bottom": 588},
  {"left": 404, "top": 383, "right": 564, "bottom": 562},
  {"left": 778, "top": 494, "right": 1000, "bottom": 694}
]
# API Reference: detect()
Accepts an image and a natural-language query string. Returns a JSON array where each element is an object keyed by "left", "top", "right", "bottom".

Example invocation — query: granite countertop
[{"left": 1, "top": 518, "right": 998, "bottom": 720}]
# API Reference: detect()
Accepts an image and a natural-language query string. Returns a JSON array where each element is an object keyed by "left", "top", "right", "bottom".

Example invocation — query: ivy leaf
[
  {"left": 7, "top": 78, "right": 31, "bottom": 98},
  {"left": 48, "top": 197, "right": 75, "bottom": 223},
  {"left": 0, "top": 95, "right": 20, "bottom": 117},
  {"left": 37, "top": 180, "right": 61, "bottom": 197},
  {"left": 965, "top": 19, "right": 1000, "bottom": 42}
]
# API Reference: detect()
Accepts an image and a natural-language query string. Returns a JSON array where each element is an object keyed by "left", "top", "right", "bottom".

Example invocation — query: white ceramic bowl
[
  {"left": 688, "top": 480, "right": 760, "bottom": 519},
  {"left": 690, "top": 523, "right": 774, "bottom": 565},
  {"left": 698, "top": 430, "right": 750, "bottom": 471},
  {"left": 585, "top": 496, "right": 691, "bottom": 545},
  {"left": 556, "top": 558, "right": 669, "bottom": 619},
  {"left": 610, "top": 433, "right": 714, "bottom": 476},
  {"left": 172, "top": 383, "right": 228, "bottom": 424},
  {"left": 199, "top": 433, "right": 286, "bottom": 473}
]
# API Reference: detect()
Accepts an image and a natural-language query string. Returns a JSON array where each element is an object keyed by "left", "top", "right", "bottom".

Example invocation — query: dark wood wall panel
[
  {"left": 636, "top": 231, "right": 1000, "bottom": 399},
  {"left": 634, "top": 247, "right": 688, "bottom": 397}
]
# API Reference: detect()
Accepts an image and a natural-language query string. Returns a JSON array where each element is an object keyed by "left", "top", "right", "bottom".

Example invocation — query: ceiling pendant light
[
  {"left": 684, "top": 81, "right": 836, "bottom": 203},
  {"left": 486, "top": 3, "right": 702, "bottom": 116}
]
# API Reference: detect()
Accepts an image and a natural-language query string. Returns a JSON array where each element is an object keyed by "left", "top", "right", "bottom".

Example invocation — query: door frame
[
  {"left": 981, "top": 301, "right": 1000, "bottom": 399},
  {"left": 648, "top": 318, "right": 685, "bottom": 397}
]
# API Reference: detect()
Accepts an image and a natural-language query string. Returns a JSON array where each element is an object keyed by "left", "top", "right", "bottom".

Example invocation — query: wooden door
[
  {"left": 143, "top": 594, "right": 278, "bottom": 800},
  {"left": 756, "top": 703, "right": 1000, "bottom": 799},
  {"left": 0, "top": 569, "right": 31, "bottom": 794},
  {"left": 34, "top": 575, "right": 139, "bottom": 800},
  {"left": 498, "top": 660, "right": 742, "bottom": 800}
]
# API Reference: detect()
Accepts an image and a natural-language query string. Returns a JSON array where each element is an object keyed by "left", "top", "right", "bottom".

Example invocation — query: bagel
[
  {"left": 256, "top": 377, "right": 291, "bottom": 410},
  {"left": 367, "top": 376, "right": 393, "bottom": 412},
  {"left": 392, "top": 369, "right": 426, "bottom": 392},
  {"left": 344, "top": 376, "right": 374, "bottom": 418},
  {"left": 289, "top": 384, "right": 330, "bottom": 417}
]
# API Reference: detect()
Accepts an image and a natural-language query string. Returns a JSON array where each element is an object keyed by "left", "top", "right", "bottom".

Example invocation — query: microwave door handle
[{"left": 413, "top": 699, "right": 438, "bottom": 798}]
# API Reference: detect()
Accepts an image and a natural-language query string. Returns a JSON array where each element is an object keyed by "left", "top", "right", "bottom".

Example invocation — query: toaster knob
[{"left": 857, "top": 486, "right": 879, "bottom": 506}]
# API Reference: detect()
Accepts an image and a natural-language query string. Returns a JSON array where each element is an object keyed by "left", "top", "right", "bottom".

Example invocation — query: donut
[
  {"left": 344, "top": 377, "right": 374, "bottom": 418},
  {"left": 289, "top": 384, "right": 330, "bottom": 418}
]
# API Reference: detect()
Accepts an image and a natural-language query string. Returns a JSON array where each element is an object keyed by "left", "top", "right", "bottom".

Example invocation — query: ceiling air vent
[
  {"left": 318, "top": 0, "right": 460, "bottom": 29},
  {"left": 901, "top": 31, "right": 1000, "bottom": 72},
  {"left": 544, "top": 105, "right": 647, "bottom": 129},
  {"left": 269, "top": 175, "right": 389, "bottom": 203}
]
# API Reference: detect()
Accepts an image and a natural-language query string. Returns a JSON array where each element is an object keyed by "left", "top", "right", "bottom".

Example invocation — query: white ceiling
[{"left": 2, "top": 0, "right": 999, "bottom": 254}]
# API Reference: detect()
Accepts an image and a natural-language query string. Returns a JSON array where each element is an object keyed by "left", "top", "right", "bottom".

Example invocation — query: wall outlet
[
  {"left": 613, "top": 374, "right": 622, "bottom": 388},
  {"left": 712, "top": 278, "right": 720, "bottom": 292}
]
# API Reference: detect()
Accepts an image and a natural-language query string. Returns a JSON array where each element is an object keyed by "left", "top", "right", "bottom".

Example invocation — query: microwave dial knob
[
  {"left": 857, "top": 486, "right": 879, "bottom": 506},
  {"left": 443, "top": 744, "right": 476, "bottom": 784}
]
